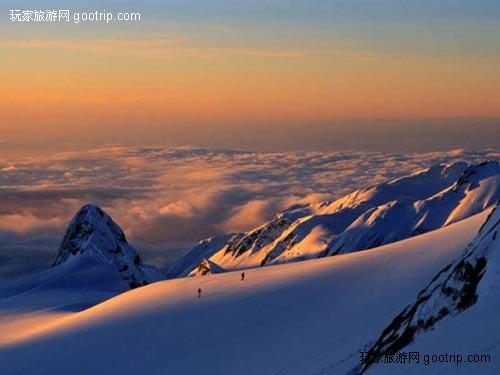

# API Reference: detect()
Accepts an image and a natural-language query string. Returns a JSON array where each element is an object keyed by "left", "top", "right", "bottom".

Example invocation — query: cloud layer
[{"left": 1, "top": 147, "right": 498, "bottom": 279}]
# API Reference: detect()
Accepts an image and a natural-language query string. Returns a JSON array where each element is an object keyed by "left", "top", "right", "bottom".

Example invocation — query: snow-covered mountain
[
  {"left": 361, "top": 205, "right": 499, "bottom": 374},
  {"left": 328, "top": 161, "right": 499, "bottom": 255},
  {"left": 165, "top": 233, "right": 235, "bottom": 278},
  {"left": 53, "top": 204, "right": 162, "bottom": 288},
  {"left": 0, "top": 204, "right": 165, "bottom": 340},
  {"left": 169, "top": 161, "right": 499, "bottom": 277},
  {"left": 0, "top": 209, "right": 490, "bottom": 375}
]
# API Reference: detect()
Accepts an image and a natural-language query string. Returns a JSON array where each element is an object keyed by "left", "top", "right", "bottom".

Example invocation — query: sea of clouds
[{"left": 1, "top": 147, "right": 498, "bottom": 279}]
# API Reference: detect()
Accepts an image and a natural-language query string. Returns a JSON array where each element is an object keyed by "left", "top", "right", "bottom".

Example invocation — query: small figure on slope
[
  {"left": 198, "top": 287, "right": 202, "bottom": 299},
  {"left": 241, "top": 272, "right": 245, "bottom": 282}
]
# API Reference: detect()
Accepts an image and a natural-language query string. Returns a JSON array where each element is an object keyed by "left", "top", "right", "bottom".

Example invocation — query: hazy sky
[{"left": 1, "top": 0, "right": 500, "bottom": 153}]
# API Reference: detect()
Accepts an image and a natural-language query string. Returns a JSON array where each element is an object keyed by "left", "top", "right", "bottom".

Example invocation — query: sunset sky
[{"left": 1, "top": 0, "right": 500, "bottom": 153}]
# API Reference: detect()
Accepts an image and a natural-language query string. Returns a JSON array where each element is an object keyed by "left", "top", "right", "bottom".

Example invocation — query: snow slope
[
  {"left": 0, "top": 253, "right": 128, "bottom": 307},
  {"left": 170, "top": 161, "right": 498, "bottom": 276},
  {"left": 363, "top": 206, "right": 500, "bottom": 375},
  {"left": 0, "top": 210, "right": 490, "bottom": 375},
  {"left": 0, "top": 253, "right": 130, "bottom": 347}
]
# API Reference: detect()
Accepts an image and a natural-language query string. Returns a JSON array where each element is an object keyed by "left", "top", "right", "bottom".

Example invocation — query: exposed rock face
[
  {"left": 360, "top": 205, "right": 499, "bottom": 373},
  {"left": 165, "top": 234, "right": 235, "bottom": 278},
  {"left": 189, "top": 258, "right": 226, "bottom": 277},
  {"left": 53, "top": 204, "right": 158, "bottom": 289},
  {"left": 223, "top": 217, "right": 292, "bottom": 258}
]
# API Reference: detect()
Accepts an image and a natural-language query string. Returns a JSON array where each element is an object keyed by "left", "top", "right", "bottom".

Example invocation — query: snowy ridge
[
  {"left": 361, "top": 205, "right": 499, "bottom": 373},
  {"left": 54, "top": 204, "right": 162, "bottom": 288},
  {"left": 328, "top": 161, "right": 499, "bottom": 255},
  {"left": 170, "top": 161, "right": 498, "bottom": 276}
]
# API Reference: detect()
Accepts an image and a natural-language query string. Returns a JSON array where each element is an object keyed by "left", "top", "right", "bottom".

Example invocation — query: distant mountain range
[
  {"left": 167, "top": 160, "right": 499, "bottom": 277},
  {"left": 16, "top": 160, "right": 497, "bottom": 290}
]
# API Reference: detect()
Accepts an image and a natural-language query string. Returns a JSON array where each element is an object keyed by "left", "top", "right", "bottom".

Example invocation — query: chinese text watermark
[
  {"left": 360, "top": 350, "right": 491, "bottom": 367},
  {"left": 9, "top": 10, "right": 141, "bottom": 24}
]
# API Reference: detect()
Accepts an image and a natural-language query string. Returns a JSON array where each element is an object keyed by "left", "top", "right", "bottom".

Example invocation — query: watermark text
[{"left": 9, "top": 10, "right": 141, "bottom": 24}]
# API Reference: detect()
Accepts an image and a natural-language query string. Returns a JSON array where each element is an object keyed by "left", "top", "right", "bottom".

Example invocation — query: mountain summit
[{"left": 53, "top": 204, "right": 159, "bottom": 288}]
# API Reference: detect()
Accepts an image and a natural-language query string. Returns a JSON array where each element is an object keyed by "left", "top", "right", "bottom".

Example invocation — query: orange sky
[
  {"left": 1, "top": 1, "right": 499, "bottom": 152},
  {"left": 3, "top": 44, "right": 500, "bottom": 126}
]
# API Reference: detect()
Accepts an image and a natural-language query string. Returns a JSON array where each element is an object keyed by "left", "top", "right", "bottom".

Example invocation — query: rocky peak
[{"left": 53, "top": 204, "right": 155, "bottom": 289}]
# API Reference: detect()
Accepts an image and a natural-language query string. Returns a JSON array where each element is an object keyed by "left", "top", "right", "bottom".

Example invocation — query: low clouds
[
  {"left": 220, "top": 199, "right": 276, "bottom": 233},
  {"left": 1, "top": 147, "right": 498, "bottom": 278},
  {"left": 0, "top": 230, "right": 58, "bottom": 280}
]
